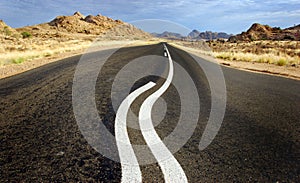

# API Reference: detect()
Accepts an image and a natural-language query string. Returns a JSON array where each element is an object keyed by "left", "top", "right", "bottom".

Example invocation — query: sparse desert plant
[
  {"left": 21, "top": 31, "right": 32, "bottom": 38},
  {"left": 216, "top": 52, "right": 232, "bottom": 60},
  {"left": 44, "top": 52, "right": 52, "bottom": 57},
  {"left": 3, "top": 26, "right": 12, "bottom": 36},
  {"left": 0, "top": 38, "right": 94, "bottom": 67},
  {"left": 206, "top": 40, "right": 300, "bottom": 66},
  {"left": 277, "top": 58, "right": 287, "bottom": 66},
  {"left": 12, "top": 57, "right": 25, "bottom": 64},
  {"left": 213, "top": 51, "right": 299, "bottom": 66}
]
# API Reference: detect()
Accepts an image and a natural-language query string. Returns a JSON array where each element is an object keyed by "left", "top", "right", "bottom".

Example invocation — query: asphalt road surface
[{"left": 0, "top": 43, "right": 299, "bottom": 182}]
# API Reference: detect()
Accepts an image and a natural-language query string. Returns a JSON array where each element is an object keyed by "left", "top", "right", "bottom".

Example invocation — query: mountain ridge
[
  {"left": 188, "top": 30, "right": 233, "bottom": 40},
  {"left": 229, "top": 23, "right": 300, "bottom": 42},
  {"left": 152, "top": 29, "right": 232, "bottom": 40},
  {"left": 151, "top": 31, "right": 185, "bottom": 39}
]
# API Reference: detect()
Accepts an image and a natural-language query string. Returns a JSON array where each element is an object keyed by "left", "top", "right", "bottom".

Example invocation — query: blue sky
[{"left": 0, "top": 0, "right": 299, "bottom": 34}]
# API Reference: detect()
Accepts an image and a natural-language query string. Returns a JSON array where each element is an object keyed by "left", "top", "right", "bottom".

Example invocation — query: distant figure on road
[{"left": 164, "top": 50, "right": 168, "bottom": 57}]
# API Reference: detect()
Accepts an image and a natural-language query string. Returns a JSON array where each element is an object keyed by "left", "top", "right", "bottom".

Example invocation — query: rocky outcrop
[
  {"left": 188, "top": 30, "right": 232, "bottom": 40},
  {"left": 229, "top": 23, "right": 300, "bottom": 42},
  {"left": 151, "top": 31, "right": 184, "bottom": 39},
  {"left": 15, "top": 12, "right": 150, "bottom": 39},
  {"left": 188, "top": 30, "right": 200, "bottom": 38},
  {"left": 0, "top": 20, "right": 20, "bottom": 38}
]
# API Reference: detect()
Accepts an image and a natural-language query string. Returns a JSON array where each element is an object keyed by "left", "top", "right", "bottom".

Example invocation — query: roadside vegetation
[
  {"left": 21, "top": 31, "right": 32, "bottom": 38},
  {"left": 0, "top": 11, "right": 150, "bottom": 68},
  {"left": 208, "top": 40, "right": 300, "bottom": 66},
  {"left": 174, "top": 40, "right": 300, "bottom": 67},
  {"left": 0, "top": 36, "right": 93, "bottom": 66}
]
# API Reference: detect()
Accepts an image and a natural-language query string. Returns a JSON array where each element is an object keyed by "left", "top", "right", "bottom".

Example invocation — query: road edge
[{"left": 170, "top": 43, "right": 300, "bottom": 81}]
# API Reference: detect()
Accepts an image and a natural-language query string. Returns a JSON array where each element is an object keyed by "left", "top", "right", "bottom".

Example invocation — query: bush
[
  {"left": 277, "top": 58, "right": 287, "bottom": 66},
  {"left": 21, "top": 31, "right": 32, "bottom": 38},
  {"left": 283, "top": 35, "right": 295, "bottom": 41},
  {"left": 12, "top": 57, "right": 25, "bottom": 64},
  {"left": 216, "top": 53, "right": 231, "bottom": 60},
  {"left": 3, "top": 26, "right": 12, "bottom": 36}
]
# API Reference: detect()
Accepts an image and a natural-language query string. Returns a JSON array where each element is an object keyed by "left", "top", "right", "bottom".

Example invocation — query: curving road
[{"left": 0, "top": 43, "right": 299, "bottom": 182}]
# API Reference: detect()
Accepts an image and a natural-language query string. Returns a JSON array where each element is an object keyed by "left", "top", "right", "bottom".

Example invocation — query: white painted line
[
  {"left": 139, "top": 44, "right": 188, "bottom": 182},
  {"left": 115, "top": 82, "right": 156, "bottom": 183}
]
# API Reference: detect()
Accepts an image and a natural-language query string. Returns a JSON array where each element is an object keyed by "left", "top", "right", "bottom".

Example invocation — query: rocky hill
[
  {"left": 151, "top": 31, "right": 184, "bottom": 39},
  {"left": 188, "top": 30, "right": 232, "bottom": 40},
  {"left": 0, "top": 20, "right": 24, "bottom": 53},
  {"left": 0, "top": 12, "right": 152, "bottom": 66},
  {"left": 229, "top": 23, "right": 300, "bottom": 42},
  {"left": 15, "top": 11, "right": 150, "bottom": 39},
  {"left": 0, "top": 20, "right": 20, "bottom": 38},
  {"left": 187, "top": 30, "right": 200, "bottom": 38},
  {"left": 152, "top": 30, "right": 232, "bottom": 40}
]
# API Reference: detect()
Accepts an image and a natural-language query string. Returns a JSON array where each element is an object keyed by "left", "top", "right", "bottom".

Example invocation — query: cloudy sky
[{"left": 0, "top": 0, "right": 299, "bottom": 34}]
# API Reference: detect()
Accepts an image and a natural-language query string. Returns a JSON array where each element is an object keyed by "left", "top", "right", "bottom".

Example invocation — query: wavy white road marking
[
  {"left": 115, "top": 82, "right": 156, "bottom": 183},
  {"left": 139, "top": 44, "right": 188, "bottom": 182}
]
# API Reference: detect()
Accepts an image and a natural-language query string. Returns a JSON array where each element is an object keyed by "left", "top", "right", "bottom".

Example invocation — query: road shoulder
[{"left": 170, "top": 43, "right": 300, "bottom": 81}]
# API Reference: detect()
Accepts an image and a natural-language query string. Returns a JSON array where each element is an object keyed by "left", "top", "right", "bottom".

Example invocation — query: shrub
[
  {"left": 12, "top": 57, "right": 25, "bottom": 64},
  {"left": 283, "top": 35, "right": 295, "bottom": 41},
  {"left": 44, "top": 52, "right": 52, "bottom": 57},
  {"left": 277, "top": 58, "right": 287, "bottom": 66},
  {"left": 258, "top": 57, "right": 266, "bottom": 63},
  {"left": 216, "top": 53, "right": 232, "bottom": 60},
  {"left": 3, "top": 26, "right": 12, "bottom": 36},
  {"left": 21, "top": 31, "right": 32, "bottom": 38}
]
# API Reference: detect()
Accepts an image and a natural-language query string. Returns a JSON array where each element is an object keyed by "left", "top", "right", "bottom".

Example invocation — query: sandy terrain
[
  {"left": 1, "top": 40, "right": 299, "bottom": 80},
  {"left": 0, "top": 11, "right": 153, "bottom": 79},
  {"left": 0, "top": 40, "right": 161, "bottom": 79},
  {"left": 1, "top": 43, "right": 299, "bottom": 182},
  {"left": 1, "top": 12, "right": 299, "bottom": 81},
  {"left": 170, "top": 42, "right": 300, "bottom": 80}
]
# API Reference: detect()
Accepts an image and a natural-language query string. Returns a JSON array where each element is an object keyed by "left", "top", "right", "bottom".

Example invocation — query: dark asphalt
[{"left": 0, "top": 43, "right": 299, "bottom": 182}]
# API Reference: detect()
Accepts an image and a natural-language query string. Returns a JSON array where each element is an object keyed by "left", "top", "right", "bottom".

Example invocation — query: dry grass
[
  {"left": 0, "top": 33, "right": 154, "bottom": 67},
  {"left": 209, "top": 41, "right": 300, "bottom": 57},
  {"left": 208, "top": 40, "right": 300, "bottom": 66},
  {"left": 0, "top": 38, "right": 93, "bottom": 66},
  {"left": 171, "top": 40, "right": 300, "bottom": 66},
  {"left": 0, "top": 13, "right": 150, "bottom": 67},
  {"left": 214, "top": 52, "right": 298, "bottom": 66}
]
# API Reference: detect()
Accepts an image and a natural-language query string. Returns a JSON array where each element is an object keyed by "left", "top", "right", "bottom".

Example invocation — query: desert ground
[
  {"left": 1, "top": 12, "right": 299, "bottom": 80},
  {"left": 170, "top": 40, "right": 300, "bottom": 80},
  {"left": 0, "top": 12, "right": 153, "bottom": 78},
  {"left": 1, "top": 12, "right": 300, "bottom": 182}
]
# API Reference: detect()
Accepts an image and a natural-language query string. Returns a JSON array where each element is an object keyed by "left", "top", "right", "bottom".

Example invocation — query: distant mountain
[
  {"left": 151, "top": 31, "right": 184, "bottom": 39},
  {"left": 229, "top": 23, "right": 300, "bottom": 42},
  {"left": 152, "top": 30, "right": 232, "bottom": 40},
  {"left": 188, "top": 30, "right": 232, "bottom": 40},
  {"left": 188, "top": 30, "right": 200, "bottom": 38}
]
